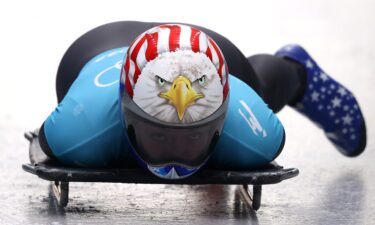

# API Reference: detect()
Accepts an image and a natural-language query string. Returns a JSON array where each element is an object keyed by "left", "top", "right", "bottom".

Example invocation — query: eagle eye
[
  {"left": 156, "top": 75, "right": 166, "bottom": 87},
  {"left": 198, "top": 75, "right": 206, "bottom": 86}
]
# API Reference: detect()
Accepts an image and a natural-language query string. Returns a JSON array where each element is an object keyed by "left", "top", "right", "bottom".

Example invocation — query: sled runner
[{"left": 22, "top": 130, "right": 298, "bottom": 210}]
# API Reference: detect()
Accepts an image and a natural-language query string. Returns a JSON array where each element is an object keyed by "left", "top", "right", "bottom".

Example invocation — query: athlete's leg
[
  {"left": 248, "top": 44, "right": 366, "bottom": 156},
  {"left": 247, "top": 54, "right": 306, "bottom": 112}
]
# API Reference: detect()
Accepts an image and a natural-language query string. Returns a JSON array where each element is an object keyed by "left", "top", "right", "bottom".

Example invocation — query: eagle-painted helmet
[{"left": 120, "top": 24, "right": 229, "bottom": 179}]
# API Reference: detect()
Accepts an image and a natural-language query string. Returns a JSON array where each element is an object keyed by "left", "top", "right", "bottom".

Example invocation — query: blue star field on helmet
[
  {"left": 276, "top": 44, "right": 366, "bottom": 156},
  {"left": 147, "top": 165, "right": 198, "bottom": 179}
]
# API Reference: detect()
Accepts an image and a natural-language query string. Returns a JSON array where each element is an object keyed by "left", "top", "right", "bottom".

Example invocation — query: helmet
[{"left": 120, "top": 24, "right": 229, "bottom": 179}]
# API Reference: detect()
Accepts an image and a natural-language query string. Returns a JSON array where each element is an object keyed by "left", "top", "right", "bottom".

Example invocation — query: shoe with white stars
[{"left": 275, "top": 44, "right": 366, "bottom": 157}]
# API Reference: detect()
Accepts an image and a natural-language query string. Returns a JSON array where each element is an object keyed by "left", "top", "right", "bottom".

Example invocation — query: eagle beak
[{"left": 159, "top": 76, "right": 204, "bottom": 120}]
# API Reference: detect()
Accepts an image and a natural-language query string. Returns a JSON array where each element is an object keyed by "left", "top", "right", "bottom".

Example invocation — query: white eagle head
[{"left": 133, "top": 50, "right": 223, "bottom": 123}]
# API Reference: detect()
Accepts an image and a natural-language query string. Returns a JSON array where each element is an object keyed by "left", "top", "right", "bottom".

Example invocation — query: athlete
[{"left": 38, "top": 21, "right": 366, "bottom": 179}]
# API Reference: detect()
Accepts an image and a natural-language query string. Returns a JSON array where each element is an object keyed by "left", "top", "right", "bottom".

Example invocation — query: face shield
[{"left": 121, "top": 92, "right": 228, "bottom": 168}]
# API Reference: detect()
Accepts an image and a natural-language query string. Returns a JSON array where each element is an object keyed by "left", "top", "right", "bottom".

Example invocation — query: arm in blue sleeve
[{"left": 208, "top": 75, "right": 285, "bottom": 170}]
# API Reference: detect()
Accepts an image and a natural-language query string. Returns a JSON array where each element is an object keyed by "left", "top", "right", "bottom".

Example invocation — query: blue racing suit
[{"left": 43, "top": 47, "right": 285, "bottom": 170}]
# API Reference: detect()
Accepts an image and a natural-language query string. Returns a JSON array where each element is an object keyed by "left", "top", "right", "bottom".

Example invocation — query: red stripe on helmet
[
  {"left": 208, "top": 38, "right": 224, "bottom": 80},
  {"left": 124, "top": 54, "right": 130, "bottom": 75},
  {"left": 130, "top": 35, "right": 147, "bottom": 84},
  {"left": 124, "top": 56, "right": 134, "bottom": 97},
  {"left": 190, "top": 27, "right": 200, "bottom": 53},
  {"left": 130, "top": 35, "right": 147, "bottom": 62},
  {"left": 223, "top": 78, "right": 229, "bottom": 100},
  {"left": 160, "top": 25, "right": 181, "bottom": 52},
  {"left": 205, "top": 46, "right": 212, "bottom": 61},
  {"left": 145, "top": 32, "right": 158, "bottom": 61}
]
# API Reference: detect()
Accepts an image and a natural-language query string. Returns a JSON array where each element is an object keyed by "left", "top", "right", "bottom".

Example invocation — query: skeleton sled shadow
[{"left": 22, "top": 129, "right": 298, "bottom": 211}]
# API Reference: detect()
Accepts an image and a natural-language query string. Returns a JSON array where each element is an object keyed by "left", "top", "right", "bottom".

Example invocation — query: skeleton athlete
[{"left": 38, "top": 22, "right": 367, "bottom": 179}]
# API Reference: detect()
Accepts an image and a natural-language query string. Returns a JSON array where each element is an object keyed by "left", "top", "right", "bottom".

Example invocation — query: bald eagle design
[
  {"left": 122, "top": 24, "right": 228, "bottom": 124},
  {"left": 133, "top": 50, "right": 223, "bottom": 123}
]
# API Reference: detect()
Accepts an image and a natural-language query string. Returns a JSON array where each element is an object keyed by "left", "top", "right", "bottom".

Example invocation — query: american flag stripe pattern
[{"left": 121, "top": 24, "right": 229, "bottom": 99}]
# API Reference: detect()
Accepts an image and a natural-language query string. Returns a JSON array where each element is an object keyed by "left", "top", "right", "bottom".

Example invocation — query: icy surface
[{"left": 1, "top": 0, "right": 374, "bottom": 224}]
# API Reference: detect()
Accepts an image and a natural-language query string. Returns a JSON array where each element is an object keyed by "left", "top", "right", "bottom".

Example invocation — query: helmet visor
[{"left": 122, "top": 93, "right": 227, "bottom": 168}]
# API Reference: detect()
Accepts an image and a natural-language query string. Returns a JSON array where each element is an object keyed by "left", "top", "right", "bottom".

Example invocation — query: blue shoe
[{"left": 275, "top": 44, "right": 366, "bottom": 156}]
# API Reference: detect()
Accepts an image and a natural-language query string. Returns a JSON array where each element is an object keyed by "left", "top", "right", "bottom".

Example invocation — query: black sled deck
[{"left": 23, "top": 130, "right": 299, "bottom": 210}]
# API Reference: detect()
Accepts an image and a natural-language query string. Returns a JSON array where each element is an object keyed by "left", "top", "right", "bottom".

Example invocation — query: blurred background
[{"left": 0, "top": 0, "right": 374, "bottom": 224}]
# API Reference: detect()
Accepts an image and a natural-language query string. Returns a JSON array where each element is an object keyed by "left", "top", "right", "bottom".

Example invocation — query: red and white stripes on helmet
[{"left": 121, "top": 24, "right": 229, "bottom": 99}]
